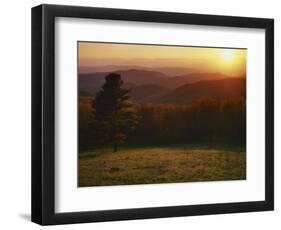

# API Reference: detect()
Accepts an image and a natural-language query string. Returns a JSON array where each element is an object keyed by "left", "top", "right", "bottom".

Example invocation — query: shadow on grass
[{"left": 79, "top": 143, "right": 245, "bottom": 159}]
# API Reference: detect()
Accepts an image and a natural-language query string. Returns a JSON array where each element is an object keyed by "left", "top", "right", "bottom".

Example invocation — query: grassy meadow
[{"left": 79, "top": 145, "right": 246, "bottom": 187}]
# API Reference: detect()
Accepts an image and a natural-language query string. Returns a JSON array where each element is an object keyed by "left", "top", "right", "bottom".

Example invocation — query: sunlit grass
[{"left": 78, "top": 145, "right": 246, "bottom": 187}]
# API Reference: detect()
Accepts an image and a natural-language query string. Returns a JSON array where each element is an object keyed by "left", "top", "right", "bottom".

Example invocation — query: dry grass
[{"left": 78, "top": 146, "right": 246, "bottom": 187}]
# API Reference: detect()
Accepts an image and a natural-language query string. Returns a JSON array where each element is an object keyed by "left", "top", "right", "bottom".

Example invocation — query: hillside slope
[{"left": 144, "top": 77, "right": 246, "bottom": 104}]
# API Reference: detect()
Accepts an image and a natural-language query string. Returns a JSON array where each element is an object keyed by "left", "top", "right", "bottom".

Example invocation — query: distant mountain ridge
[
  {"left": 79, "top": 69, "right": 232, "bottom": 94},
  {"left": 79, "top": 67, "right": 245, "bottom": 104},
  {"left": 128, "top": 84, "right": 169, "bottom": 101},
  {"left": 144, "top": 77, "right": 246, "bottom": 104},
  {"left": 79, "top": 65, "right": 195, "bottom": 76},
  {"left": 79, "top": 69, "right": 169, "bottom": 94}
]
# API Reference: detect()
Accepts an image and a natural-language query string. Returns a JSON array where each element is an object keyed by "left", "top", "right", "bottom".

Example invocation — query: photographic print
[{"left": 78, "top": 42, "right": 246, "bottom": 187}]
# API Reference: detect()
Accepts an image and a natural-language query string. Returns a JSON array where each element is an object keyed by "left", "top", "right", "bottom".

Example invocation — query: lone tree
[{"left": 90, "top": 73, "right": 139, "bottom": 152}]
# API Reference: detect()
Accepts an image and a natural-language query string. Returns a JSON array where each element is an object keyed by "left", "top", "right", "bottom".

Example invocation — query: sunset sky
[{"left": 78, "top": 42, "right": 246, "bottom": 76}]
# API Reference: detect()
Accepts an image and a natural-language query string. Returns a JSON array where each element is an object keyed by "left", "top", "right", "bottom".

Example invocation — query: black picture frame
[{"left": 31, "top": 4, "right": 274, "bottom": 225}]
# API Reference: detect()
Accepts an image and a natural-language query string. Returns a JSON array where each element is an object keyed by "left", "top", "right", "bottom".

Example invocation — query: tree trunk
[{"left": 113, "top": 143, "right": 117, "bottom": 152}]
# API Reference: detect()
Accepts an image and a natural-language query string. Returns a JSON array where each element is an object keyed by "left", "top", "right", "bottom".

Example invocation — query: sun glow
[
  {"left": 79, "top": 42, "right": 247, "bottom": 76},
  {"left": 221, "top": 49, "right": 236, "bottom": 61}
]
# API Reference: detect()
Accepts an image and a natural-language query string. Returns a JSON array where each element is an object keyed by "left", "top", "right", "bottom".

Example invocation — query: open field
[{"left": 78, "top": 146, "right": 246, "bottom": 187}]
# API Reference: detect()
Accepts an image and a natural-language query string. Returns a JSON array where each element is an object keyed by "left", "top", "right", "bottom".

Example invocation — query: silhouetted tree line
[
  {"left": 79, "top": 74, "right": 246, "bottom": 151},
  {"left": 127, "top": 97, "right": 246, "bottom": 147}
]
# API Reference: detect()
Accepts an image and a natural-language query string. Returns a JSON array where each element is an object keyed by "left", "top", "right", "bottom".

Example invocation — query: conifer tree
[{"left": 90, "top": 73, "right": 139, "bottom": 152}]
